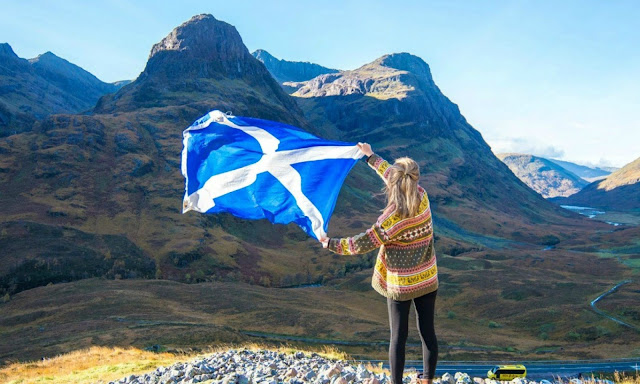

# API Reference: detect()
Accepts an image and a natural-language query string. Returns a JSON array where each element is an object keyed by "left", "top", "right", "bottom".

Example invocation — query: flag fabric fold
[{"left": 181, "top": 110, "right": 363, "bottom": 240}]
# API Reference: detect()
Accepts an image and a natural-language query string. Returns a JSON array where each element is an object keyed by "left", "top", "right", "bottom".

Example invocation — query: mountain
[
  {"left": 94, "top": 15, "right": 303, "bottom": 124},
  {"left": 29, "top": 52, "right": 122, "bottom": 107},
  {"left": 0, "top": 14, "right": 314, "bottom": 297},
  {"left": 252, "top": 49, "right": 338, "bottom": 86},
  {"left": 0, "top": 44, "right": 123, "bottom": 136},
  {"left": 553, "top": 156, "right": 640, "bottom": 211},
  {"left": 2, "top": 14, "right": 636, "bottom": 364},
  {"left": 290, "top": 53, "right": 590, "bottom": 240},
  {"left": 548, "top": 158, "right": 615, "bottom": 182},
  {"left": 497, "top": 153, "right": 588, "bottom": 198}
]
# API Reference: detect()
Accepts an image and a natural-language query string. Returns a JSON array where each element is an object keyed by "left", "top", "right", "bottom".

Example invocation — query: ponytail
[{"left": 384, "top": 157, "right": 420, "bottom": 219}]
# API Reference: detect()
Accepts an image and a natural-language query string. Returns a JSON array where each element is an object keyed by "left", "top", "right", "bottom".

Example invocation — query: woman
[{"left": 321, "top": 142, "right": 438, "bottom": 384}]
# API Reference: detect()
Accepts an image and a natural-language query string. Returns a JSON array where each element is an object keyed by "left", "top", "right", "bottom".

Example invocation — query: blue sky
[{"left": 2, "top": 1, "right": 639, "bottom": 167}]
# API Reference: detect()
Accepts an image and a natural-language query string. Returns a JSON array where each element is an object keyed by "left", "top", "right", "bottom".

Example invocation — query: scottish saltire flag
[{"left": 181, "top": 110, "right": 363, "bottom": 240}]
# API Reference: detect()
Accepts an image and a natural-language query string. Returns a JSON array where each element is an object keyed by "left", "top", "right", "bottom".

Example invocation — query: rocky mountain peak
[
  {"left": 374, "top": 52, "right": 435, "bottom": 85},
  {"left": 94, "top": 14, "right": 304, "bottom": 123},
  {"left": 29, "top": 51, "right": 70, "bottom": 68},
  {"left": 146, "top": 13, "right": 250, "bottom": 76},
  {"left": 291, "top": 52, "right": 438, "bottom": 99},
  {"left": 252, "top": 49, "right": 275, "bottom": 62},
  {"left": 0, "top": 42, "right": 18, "bottom": 58},
  {"left": 29, "top": 51, "right": 59, "bottom": 63}
]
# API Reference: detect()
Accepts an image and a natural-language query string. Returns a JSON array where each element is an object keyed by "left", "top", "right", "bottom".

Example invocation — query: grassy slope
[{"left": 2, "top": 223, "right": 640, "bottom": 365}]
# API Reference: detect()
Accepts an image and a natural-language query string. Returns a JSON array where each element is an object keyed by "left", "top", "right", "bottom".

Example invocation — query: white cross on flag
[{"left": 181, "top": 110, "right": 364, "bottom": 240}]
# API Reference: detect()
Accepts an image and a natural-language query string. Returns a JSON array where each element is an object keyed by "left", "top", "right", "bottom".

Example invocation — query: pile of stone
[
  {"left": 110, "top": 349, "right": 386, "bottom": 384},
  {"left": 110, "top": 348, "right": 555, "bottom": 384}
]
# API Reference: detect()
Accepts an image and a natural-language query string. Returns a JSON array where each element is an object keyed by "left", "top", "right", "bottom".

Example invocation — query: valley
[{"left": 0, "top": 13, "right": 638, "bottom": 368}]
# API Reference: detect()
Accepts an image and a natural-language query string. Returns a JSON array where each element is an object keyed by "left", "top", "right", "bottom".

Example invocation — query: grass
[
  {"left": 2, "top": 345, "right": 639, "bottom": 384},
  {"left": 0, "top": 344, "right": 350, "bottom": 384},
  {"left": 0, "top": 346, "right": 182, "bottom": 384},
  {"left": 614, "top": 372, "right": 640, "bottom": 384}
]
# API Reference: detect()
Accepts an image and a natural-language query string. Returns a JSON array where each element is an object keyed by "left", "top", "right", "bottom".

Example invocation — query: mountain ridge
[
  {"left": 0, "top": 43, "right": 124, "bottom": 136},
  {"left": 548, "top": 158, "right": 614, "bottom": 182},
  {"left": 252, "top": 49, "right": 339, "bottom": 84},
  {"left": 497, "top": 152, "right": 588, "bottom": 198}
]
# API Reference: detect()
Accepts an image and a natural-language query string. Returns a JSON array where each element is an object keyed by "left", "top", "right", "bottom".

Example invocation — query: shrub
[
  {"left": 566, "top": 331, "right": 581, "bottom": 341},
  {"left": 541, "top": 235, "right": 560, "bottom": 246}
]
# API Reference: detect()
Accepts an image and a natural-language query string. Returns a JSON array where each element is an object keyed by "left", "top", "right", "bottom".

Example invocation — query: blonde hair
[{"left": 384, "top": 157, "right": 420, "bottom": 219}]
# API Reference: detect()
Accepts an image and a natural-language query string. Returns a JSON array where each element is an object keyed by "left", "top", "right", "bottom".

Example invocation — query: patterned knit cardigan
[{"left": 327, "top": 153, "right": 438, "bottom": 301}]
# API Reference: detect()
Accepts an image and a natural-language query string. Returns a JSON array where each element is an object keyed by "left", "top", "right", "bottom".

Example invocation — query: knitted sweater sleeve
[
  {"left": 366, "top": 153, "right": 392, "bottom": 183},
  {"left": 327, "top": 224, "right": 386, "bottom": 255}
]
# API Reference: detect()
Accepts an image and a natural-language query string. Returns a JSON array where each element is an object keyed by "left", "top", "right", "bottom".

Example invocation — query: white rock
[
  {"left": 455, "top": 373, "right": 472, "bottom": 384},
  {"left": 325, "top": 364, "right": 343, "bottom": 378},
  {"left": 344, "top": 372, "right": 356, "bottom": 382},
  {"left": 442, "top": 373, "right": 455, "bottom": 384},
  {"left": 357, "top": 370, "right": 371, "bottom": 380},
  {"left": 333, "top": 377, "right": 348, "bottom": 384}
]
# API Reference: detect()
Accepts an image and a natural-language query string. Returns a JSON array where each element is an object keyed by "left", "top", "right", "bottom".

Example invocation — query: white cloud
[{"left": 487, "top": 136, "right": 565, "bottom": 159}]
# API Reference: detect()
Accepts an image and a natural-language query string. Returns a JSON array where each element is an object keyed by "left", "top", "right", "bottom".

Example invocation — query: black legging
[{"left": 387, "top": 290, "right": 438, "bottom": 384}]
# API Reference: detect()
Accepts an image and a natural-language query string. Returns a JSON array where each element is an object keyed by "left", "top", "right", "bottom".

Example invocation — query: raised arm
[
  {"left": 357, "top": 142, "right": 392, "bottom": 183},
  {"left": 325, "top": 224, "right": 386, "bottom": 255}
]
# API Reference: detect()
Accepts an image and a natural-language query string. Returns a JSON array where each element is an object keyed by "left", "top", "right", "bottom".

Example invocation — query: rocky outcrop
[
  {"left": 292, "top": 53, "right": 435, "bottom": 99},
  {"left": 497, "top": 153, "right": 588, "bottom": 198},
  {"left": 252, "top": 49, "right": 338, "bottom": 84}
]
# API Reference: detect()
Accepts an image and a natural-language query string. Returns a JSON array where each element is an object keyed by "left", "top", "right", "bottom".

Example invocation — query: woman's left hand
[
  {"left": 357, "top": 142, "right": 374, "bottom": 157},
  {"left": 319, "top": 236, "right": 329, "bottom": 248}
]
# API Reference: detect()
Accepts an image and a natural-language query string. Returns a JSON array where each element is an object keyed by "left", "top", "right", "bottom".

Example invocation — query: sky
[{"left": 1, "top": 1, "right": 639, "bottom": 168}]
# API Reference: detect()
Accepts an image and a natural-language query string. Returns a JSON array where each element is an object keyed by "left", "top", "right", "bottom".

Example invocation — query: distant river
[{"left": 560, "top": 205, "right": 621, "bottom": 226}]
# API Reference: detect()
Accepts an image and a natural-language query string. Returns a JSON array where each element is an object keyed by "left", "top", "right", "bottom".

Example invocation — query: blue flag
[{"left": 181, "top": 110, "right": 364, "bottom": 240}]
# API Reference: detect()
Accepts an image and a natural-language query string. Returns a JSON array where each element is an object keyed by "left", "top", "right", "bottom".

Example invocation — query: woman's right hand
[{"left": 357, "top": 142, "right": 374, "bottom": 157}]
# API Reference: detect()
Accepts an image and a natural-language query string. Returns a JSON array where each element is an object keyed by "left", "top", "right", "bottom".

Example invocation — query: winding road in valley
[{"left": 590, "top": 280, "right": 637, "bottom": 330}]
